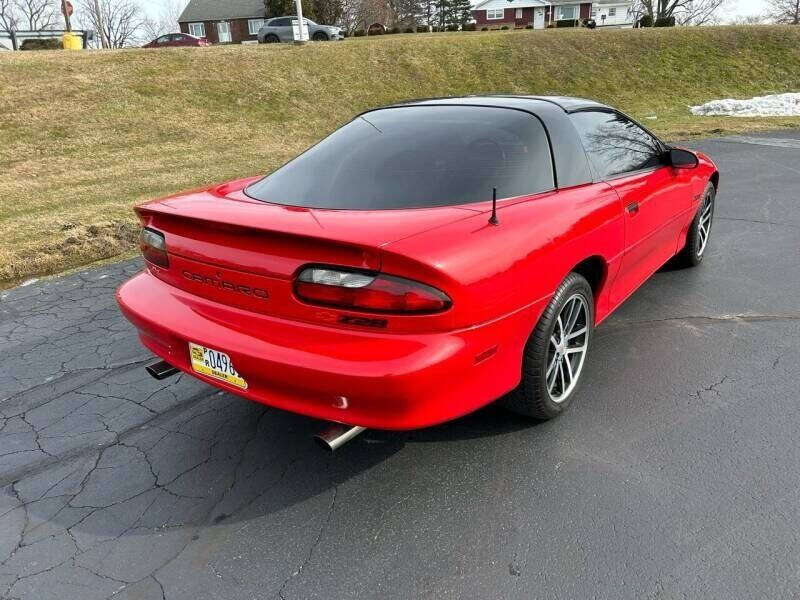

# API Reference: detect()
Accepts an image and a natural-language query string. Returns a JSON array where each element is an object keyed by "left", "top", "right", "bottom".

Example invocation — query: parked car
[
  {"left": 257, "top": 17, "right": 343, "bottom": 43},
  {"left": 143, "top": 33, "right": 211, "bottom": 48},
  {"left": 117, "top": 96, "right": 717, "bottom": 449}
]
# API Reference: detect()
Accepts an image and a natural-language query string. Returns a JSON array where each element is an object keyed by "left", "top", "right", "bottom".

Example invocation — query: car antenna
[{"left": 489, "top": 187, "right": 499, "bottom": 226}]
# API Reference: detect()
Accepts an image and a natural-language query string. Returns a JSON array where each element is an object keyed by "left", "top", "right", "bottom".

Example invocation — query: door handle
[{"left": 626, "top": 202, "right": 640, "bottom": 215}]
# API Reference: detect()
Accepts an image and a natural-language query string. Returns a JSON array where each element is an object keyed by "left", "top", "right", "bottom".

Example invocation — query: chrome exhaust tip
[
  {"left": 314, "top": 424, "right": 366, "bottom": 452},
  {"left": 145, "top": 360, "right": 180, "bottom": 381}
]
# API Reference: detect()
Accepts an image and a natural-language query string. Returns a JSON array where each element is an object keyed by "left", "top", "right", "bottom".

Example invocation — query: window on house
[
  {"left": 609, "top": 7, "right": 617, "bottom": 16},
  {"left": 591, "top": 8, "right": 597, "bottom": 16},
  {"left": 515, "top": 8, "right": 523, "bottom": 18},
  {"left": 188, "top": 22, "right": 205, "bottom": 37},
  {"left": 248, "top": 19, "right": 265, "bottom": 35},
  {"left": 558, "top": 4, "right": 577, "bottom": 19},
  {"left": 487, "top": 8, "right": 504, "bottom": 19}
]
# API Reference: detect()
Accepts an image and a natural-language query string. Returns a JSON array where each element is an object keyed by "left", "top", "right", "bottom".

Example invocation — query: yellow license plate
[{"left": 189, "top": 343, "right": 248, "bottom": 390}]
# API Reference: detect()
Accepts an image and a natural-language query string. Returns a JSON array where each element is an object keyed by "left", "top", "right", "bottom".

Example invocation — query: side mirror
[{"left": 668, "top": 148, "right": 699, "bottom": 169}]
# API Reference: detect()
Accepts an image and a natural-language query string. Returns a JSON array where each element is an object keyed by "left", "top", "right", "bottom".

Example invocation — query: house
[
  {"left": 178, "top": 0, "right": 267, "bottom": 44},
  {"left": 590, "top": 0, "right": 634, "bottom": 27},
  {"left": 472, "top": 0, "right": 593, "bottom": 29}
]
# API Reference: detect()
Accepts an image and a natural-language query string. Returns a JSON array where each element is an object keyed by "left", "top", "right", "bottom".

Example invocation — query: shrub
[
  {"left": 500, "top": 25, "right": 509, "bottom": 30},
  {"left": 638, "top": 15, "right": 653, "bottom": 26},
  {"left": 462, "top": 22, "right": 476, "bottom": 31},
  {"left": 389, "top": 26, "right": 400, "bottom": 33},
  {"left": 20, "top": 38, "right": 62, "bottom": 51},
  {"left": 525, "top": 24, "right": 533, "bottom": 29},
  {"left": 371, "top": 28, "right": 384, "bottom": 35},
  {"left": 555, "top": 19, "right": 578, "bottom": 27},
  {"left": 654, "top": 16, "right": 676, "bottom": 26},
  {"left": 404, "top": 27, "right": 414, "bottom": 33},
  {"left": 445, "top": 24, "right": 457, "bottom": 31},
  {"left": 416, "top": 27, "right": 430, "bottom": 33},
  {"left": 353, "top": 29, "right": 365, "bottom": 37},
  {"left": 481, "top": 26, "right": 488, "bottom": 31}
]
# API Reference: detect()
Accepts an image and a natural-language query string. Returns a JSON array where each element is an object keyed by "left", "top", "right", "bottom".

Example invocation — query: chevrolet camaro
[{"left": 117, "top": 96, "right": 718, "bottom": 442}]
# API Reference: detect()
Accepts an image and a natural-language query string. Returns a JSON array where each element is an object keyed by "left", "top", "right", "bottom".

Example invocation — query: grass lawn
[{"left": 1, "top": 25, "right": 800, "bottom": 287}]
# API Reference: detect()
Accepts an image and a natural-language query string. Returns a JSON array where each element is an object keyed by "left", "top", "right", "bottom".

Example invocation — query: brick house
[
  {"left": 472, "top": 0, "right": 592, "bottom": 29},
  {"left": 178, "top": 0, "right": 268, "bottom": 44}
]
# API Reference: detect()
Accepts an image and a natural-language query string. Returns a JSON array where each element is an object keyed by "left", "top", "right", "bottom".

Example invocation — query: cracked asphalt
[{"left": 1, "top": 131, "right": 799, "bottom": 600}]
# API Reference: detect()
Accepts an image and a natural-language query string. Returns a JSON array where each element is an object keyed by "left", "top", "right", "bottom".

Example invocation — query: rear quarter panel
[{"left": 382, "top": 182, "right": 625, "bottom": 332}]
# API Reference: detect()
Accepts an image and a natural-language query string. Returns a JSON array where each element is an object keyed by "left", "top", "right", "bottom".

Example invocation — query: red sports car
[{"left": 117, "top": 96, "right": 717, "bottom": 447}]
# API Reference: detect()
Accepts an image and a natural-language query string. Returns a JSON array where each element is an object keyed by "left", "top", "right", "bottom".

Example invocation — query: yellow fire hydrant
[{"left": 62, "top": 32, "right": 82, "bottom": 50}]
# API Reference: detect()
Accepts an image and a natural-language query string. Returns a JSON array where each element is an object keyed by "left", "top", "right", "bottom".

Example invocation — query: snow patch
[{"left": 690, "top": 93, "right": 800, "bottom": 117}]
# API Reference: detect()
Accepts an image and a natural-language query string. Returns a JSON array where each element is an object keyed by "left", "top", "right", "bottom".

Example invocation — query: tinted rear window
[{"left": 245, "top": 106, "right": 554, "bottom": 210}]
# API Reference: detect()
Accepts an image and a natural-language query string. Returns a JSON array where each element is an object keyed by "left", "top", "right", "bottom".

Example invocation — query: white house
[{"left": 591, "top": 0, "right": 634, "bottom": 27}]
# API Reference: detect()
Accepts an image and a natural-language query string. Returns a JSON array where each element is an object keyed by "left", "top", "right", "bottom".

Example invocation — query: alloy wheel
[
  {"left": 697, "top": 191, "right": 714, "bottom": 257},
  {"left": 546, "top": 293, "right": 590, "bottom": 403}
]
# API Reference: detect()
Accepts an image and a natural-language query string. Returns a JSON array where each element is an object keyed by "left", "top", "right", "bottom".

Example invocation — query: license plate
[{"left": 189, "top": 343, "right": 248, "bottom": 390}]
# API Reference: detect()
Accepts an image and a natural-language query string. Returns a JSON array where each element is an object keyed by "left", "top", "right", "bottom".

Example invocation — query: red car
[
  {"left": 117, "top": 96, "right": 717, "bottom": 447},
  {"left": 143, "top": 33, "right": 211, "bottom": 48}
]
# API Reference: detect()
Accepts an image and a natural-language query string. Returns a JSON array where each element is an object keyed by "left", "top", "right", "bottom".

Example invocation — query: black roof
[{"left": 392, "top": 95, "right": 611, "bottom": 113}]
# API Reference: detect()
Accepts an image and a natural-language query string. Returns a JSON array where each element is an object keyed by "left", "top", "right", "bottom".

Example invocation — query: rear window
[{"left": 245, "top": 106, "right": 554, "bottom": 210}]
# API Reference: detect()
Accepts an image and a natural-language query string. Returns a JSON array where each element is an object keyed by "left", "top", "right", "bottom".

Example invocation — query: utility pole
[
  {"left": 62, "top": 0, "right": 72, "bottom": 31},
  {"left": 93, "top": 0, "right": 108, "bottom": 47},
  {"left": 293, "top": 0, "right": 306, "bottom": 44}
]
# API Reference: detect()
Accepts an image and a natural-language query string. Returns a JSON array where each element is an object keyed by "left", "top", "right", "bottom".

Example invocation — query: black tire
[
  {"left": 675, "top": 181, "right": 715, "bottom": 267},
  {"left": 501, "top": 272, "right": 594, "bottom": 420},
  {"left": 262, "top": 34, "right": 280, "bottom": 43},
  {"left": 313, "top": 32, "right": 328, "bottom": 41}
]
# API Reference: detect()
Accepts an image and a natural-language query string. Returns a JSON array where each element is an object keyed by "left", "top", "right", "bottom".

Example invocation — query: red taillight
[
  {"left": 139, "top": 228, "right": 169, "bottom": 268},
  {"left": 295, "top": 267, "right": 451, "bottom": 314}
]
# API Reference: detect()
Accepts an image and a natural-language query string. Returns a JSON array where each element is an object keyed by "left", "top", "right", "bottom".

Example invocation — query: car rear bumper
[{"left": 117, "top": 271, "right": 543, "bottom": 430}]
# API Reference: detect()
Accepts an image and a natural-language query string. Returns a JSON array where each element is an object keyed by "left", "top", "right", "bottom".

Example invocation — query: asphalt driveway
[{"left": 1, "top": 131, "right": 799, "bottom": 600}]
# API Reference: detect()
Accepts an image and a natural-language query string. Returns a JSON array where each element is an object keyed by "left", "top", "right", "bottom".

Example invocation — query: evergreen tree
[{"left": 446, "top": 0, "right": 471, "bottom": 26}]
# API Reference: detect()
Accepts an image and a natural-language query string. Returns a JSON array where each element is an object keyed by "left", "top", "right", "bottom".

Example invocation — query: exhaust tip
[
  {"left": 145, "top": 360, "right": 180, "bottom": 381},
  {"left": 314, "top": 425, "right": 366, "bottom": 452}
]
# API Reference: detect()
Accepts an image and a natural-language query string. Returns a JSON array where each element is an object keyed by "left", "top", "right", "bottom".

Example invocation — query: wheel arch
[
  {"left": 710, "top": 171, "right": 720, "bottom": 190},
  {"left": 569, "top": 255, "right": 608, "bottom": 300}
]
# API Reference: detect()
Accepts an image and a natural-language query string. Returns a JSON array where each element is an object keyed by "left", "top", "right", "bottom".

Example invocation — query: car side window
[
  {"left": 271, "top": 18, "right": 290, "bottom": 26},
  {"left": 172, "top": 35, "right": 185, "bottom": 42},
  {"left": 570, "top": 111, "right": 664, "bottom": 179},
  {"left": 156, "top": 35, "right": 171, "bottom": 44}
]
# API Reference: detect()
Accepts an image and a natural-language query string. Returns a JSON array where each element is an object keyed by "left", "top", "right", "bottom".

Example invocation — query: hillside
[{"left": 1, "top": 26, "right": 800, "bottom": 286}]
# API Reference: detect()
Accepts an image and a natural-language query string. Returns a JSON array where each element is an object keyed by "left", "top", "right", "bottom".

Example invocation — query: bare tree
[
  {"left": 75, "top": 0, "right": 144, "bottom": 47},
  {"left": 0, "top": 0, "right": 19, "bottom": 33},
  {"left": 674, "top": 0, "right": 728, "bottom": 24},
  {"left": 140, "top": 0, "right": 184, "bottom": 40},
  {"left": 3, "top": 0, "right": 59, "bottom": 31},
  {"left": 729, "top": 12, "right": 767, "bottom": 23},
  {"left": 767, "top": 0, "right": 800, "bottom": 23}
]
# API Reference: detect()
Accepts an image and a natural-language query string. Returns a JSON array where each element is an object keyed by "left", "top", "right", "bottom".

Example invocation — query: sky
[{"left": 137, "top": 0, "right": 771, "bottom": 21}]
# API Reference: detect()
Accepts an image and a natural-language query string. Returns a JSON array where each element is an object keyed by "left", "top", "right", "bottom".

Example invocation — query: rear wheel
[
  {"left": 313, "top": 32, "right": 328, "bottom": 41},
  {"left": 675, "top": 182, "right": 715, "bottom": 267},
  {"left": 262, "top": 34, "right": 280, "bottom": 43},
  {"left": 502, "top": 273, "right": 593, "bottom": 420}
]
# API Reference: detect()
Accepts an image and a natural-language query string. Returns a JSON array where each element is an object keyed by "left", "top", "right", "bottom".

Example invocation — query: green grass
[{"left": 2, "top": 26, "right": 800, "bottom": 287}]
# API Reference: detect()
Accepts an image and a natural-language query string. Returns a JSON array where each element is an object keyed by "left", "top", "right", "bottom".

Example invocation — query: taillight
[
  {"left": 139, "top": 228, "right": 169, "bottom": 268},
  {"left": 295, "top": 267, "right": 451, "bottom": 314}
]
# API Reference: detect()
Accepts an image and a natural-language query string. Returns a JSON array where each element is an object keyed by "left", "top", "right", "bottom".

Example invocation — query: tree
[
  {"left": 1, "top": 0, "right": 58, "bottom": 32},
  {"left": 314, "top": 0, "right": 344, "bottom": 24},
  {"left": 729, "top": 12, "right": 767, "bottom": 23},
  {"left": 767, "top": 0, "right": 800, "bottom": 23},
  {"left": 264, "top": 0, "right": 295, "bottom": 18},
  {"left": 674, "top": 0, "right": 728, "bottom": 25},
  {"left": 75, "top": 0, "right": 145, "bottom": 47},
  {"left": 141, "top": 0, "right": 185, "bottom": 41},
  {"left": 446, "top": 0, "right": 470, "bottom": 26},
  {"left": 0, "top": 0, "right": 19, "bottom": 34}
]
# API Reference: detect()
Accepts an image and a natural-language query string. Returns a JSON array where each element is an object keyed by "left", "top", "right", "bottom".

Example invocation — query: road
[{"left": 1, "top": 131, "right": 799, "bottom": 600}]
